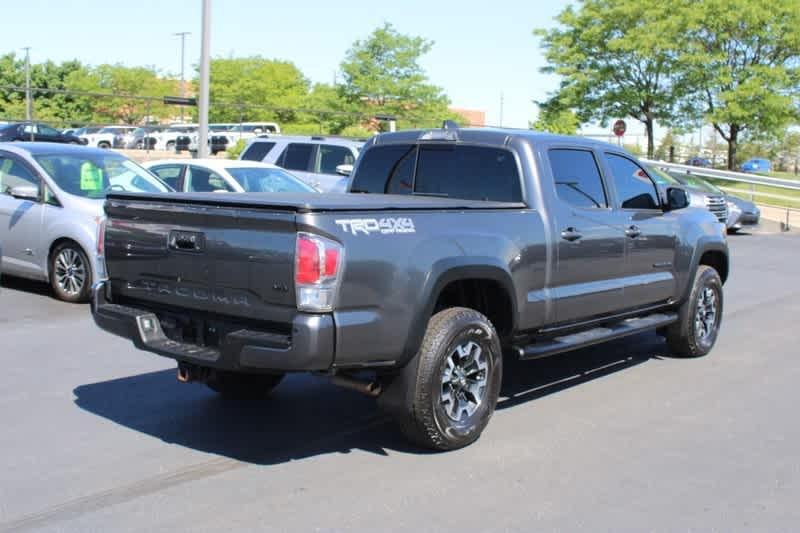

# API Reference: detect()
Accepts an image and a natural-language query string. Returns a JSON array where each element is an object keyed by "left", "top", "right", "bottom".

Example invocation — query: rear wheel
[
  {"left": 388, "top": 307, "right": 502, "bottom": 451},
  {"left": 206, "top": 371, "right": 284, "bottom": 399},
  {"left": 49, "top": 241, "right": 92, "bottom": 303},
  {"left": 98, "top": 141, "right": 111, "bottom": 149},
  {"left": 665, "top": 265, "right": 723, "bottom": 357}
]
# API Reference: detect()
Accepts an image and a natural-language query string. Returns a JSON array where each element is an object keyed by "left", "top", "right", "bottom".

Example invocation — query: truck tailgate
[{"left": 104, "top": 197, "right": 297, "bottom": 325}]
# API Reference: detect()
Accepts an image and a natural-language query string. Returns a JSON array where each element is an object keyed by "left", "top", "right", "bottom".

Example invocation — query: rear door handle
[
  {"left": 625, "top": 225, "right": 642, "bottom": 238},
  {"left": 561, "top": 227, "right": 582, "bottom": 242}
]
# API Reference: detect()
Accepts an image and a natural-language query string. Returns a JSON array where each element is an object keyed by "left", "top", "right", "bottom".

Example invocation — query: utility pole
[
  {"left": 173, "top": 32, "right": 191, "bottom": 124},
  {"left": 197, "top": 0, "right": 211, "bottom": 158},
  {"left": 23, "top": 47, "right": 32, "bottom": 125},
  {"left": 499, "top": 92, "right": 504, "bottom": 127}
]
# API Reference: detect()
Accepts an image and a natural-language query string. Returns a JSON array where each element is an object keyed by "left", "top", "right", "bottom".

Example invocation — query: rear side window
[
  {"left": 548, "top": 149, "right": 607, "bottom": 208},
  {"left": 604, "top": 153, "right": 660, "bottom": 210},
  {"left": 149, "top": 164, "right": 183, "bottom": 190},
  {"left": 278, "top": 143, "right": 314, "bottom": 171},
  {"left": 415, "top": 145, "right": 521, "bottom": 202},
  {"left": 240, "top": 142, "right": 275, "bottom": 161}
]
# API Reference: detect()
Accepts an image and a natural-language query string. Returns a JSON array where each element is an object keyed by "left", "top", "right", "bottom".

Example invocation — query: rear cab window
[{"left": 351, "top": 143, "right": 522, "bottom": 202}]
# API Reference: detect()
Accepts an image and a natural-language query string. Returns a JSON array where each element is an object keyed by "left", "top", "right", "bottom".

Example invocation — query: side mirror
[
  {"left": 335, "top": 164, "right": 353, "bottom": 176},
  {"left": 10, "top": 185, "right": 39, "bottom": 201},
  {"left": 666, "top": 187, "right": 689, "bottom": 211}
]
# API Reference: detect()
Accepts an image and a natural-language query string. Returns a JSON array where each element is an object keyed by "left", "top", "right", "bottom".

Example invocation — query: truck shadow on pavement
[{"left": 73, "top": 332, "right": 669, "bottom": 464}]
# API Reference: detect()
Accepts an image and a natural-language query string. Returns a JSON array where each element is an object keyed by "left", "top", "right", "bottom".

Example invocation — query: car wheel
[
  {"left": 665, "top": 265, "right": 723, "bottom": 357},
  {"left": 49, "top": 241, "right": 92, "bottom": 303},
  {"left": 388, "top": 307, "right": 502, "bottom": 451},
  {"left": 98, "top": 141, "right": 111, "bottom": 149},
  {"left": 205, "top": 371, "right": 284, "bottom": 399}
]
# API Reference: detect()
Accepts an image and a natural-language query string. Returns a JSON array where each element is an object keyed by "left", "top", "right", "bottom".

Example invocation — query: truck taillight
[
  {"left": 295, "top": 233, "right": 343, "bottom": 312},
  {"left": 95, "top": 216, "right": 108, "bottom": 281}
]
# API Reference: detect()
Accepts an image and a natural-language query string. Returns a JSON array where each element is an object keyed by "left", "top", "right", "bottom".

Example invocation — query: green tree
[
  {"left": 677, "top": 0, "right": 800, "bottom": 169},
  {"left": 535, "top": 0, "right": 690, "bottom": 158},
  {"left": 207, "top": 57, "right": 309, "bottom": 123},
  {"left": 340, "top": 23, "right": 456, "bottom": 126},
  {"left": 530, "top": 97, "right": 580, "bottom": 134},
  {"left": 0, "top": 53, "right": 26, "bottom": 119}
]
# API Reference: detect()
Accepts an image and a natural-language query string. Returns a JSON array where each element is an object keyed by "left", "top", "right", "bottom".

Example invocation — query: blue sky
[{"left": 2, "top": 0, "right": 580, "bottom": 129}]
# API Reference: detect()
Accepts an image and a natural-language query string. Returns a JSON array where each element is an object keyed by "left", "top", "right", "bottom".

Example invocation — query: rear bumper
[{"left": 91, "top": 281, "right": 334, "bottom": 372}]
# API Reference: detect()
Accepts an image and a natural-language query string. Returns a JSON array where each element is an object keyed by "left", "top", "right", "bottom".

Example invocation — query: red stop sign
[{"left": 613, "top": 119, "right": 627, "bottom": 137}]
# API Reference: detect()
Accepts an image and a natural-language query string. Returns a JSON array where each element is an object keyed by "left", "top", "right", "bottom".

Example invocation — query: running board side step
[{"left": 514, "top": 312, "right": 678, "bottom": 360}]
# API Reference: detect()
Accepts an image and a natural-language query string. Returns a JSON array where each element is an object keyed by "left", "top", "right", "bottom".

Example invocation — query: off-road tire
[
  {"left": 206, "top": 371, "right": 284, "bottom": 399},
  {"left": 665, "top": 265, "right": 723, "bottom": 357},
  {"left": 392, "top": 307, "right": 503, "bottom": 451},
  {"left": 49, "top": 241, "right": 92, "bottom": 303}
]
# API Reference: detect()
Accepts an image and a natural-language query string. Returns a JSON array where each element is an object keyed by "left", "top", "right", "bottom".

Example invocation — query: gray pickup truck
[{"left": 92, "top": 125, "right": 729, "bottom": 450}]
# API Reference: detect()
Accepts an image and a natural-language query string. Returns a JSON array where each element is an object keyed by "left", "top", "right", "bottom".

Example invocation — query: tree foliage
[
  {"left": 530, "top": 97, "right": 580, "bottom": 134},
  {"left": 677, "top": 0, "right": 800, "bottom": 168}
]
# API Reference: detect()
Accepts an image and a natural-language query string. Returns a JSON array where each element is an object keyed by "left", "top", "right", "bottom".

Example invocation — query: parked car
[
  {"left": 684, "top": 156, "right": 712, "bottom": 168},
  {"left": 93, "top": 125, "right": 729, "bottom": 451},
  {"left": 0, "top": 142, "right": 171, "bottom": 302},
  {"left": 71, "top": 126, "right": 103, "bottom": 138},
  {"left": 239, "top": 135, "right": 362, "bottom": 192},
  {"left": 154, "top": 124, "right": 197, "bottom": 151},
  {"left": 124, "top": 126, "right": 163, "bottom": 149},
  {"left": 0, "top": 122, "right": 86, "bottom": 144},
  {"left": 648, "top": 166, "right": 734, "bottom": 229},
  {"left": 668, "top": 172, "right": 760, "bottom": 231},
  {"left": 740, "top": 158, "right": 772, "bottom": 173},
  {"left": 143, "top": 159, "right": 318, "bottom": 193},
  {"left": 81, "top": 126, "right": 137, "bottom": 149}
]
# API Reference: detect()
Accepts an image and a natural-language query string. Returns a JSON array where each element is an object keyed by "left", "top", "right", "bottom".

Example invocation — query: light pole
[
  {"left": 197, "top": 0, "right": 211, "bottom": 157},
  {"left": 173, "top": 32, "right": 191, "bottom": 123},
  {"left": 23, "top": 47, "right": 32, "bottom": 123}
]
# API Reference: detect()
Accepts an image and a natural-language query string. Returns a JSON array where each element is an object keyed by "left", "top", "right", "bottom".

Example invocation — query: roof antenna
[{"left": 442, "top": 120, "right": 459, "bottom": 130}]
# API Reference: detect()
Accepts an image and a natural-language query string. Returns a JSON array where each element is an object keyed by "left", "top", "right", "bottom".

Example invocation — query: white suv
[{"left": 239, "top": 135, "right": 362, "bottom": 192}]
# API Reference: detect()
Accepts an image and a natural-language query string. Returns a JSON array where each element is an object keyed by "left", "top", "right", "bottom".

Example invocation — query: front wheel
[
  {"left": 389, "top": 307, "right": 503, "bottom": 451},
  {"left": 49, "top": 242, "right": 92, "bottom": 303},
  {"left": 206, "top": 371, "right": 284, "bottom": 399},
  {"left": 665, "top": 265, "right": 723, "bottom": 357}
]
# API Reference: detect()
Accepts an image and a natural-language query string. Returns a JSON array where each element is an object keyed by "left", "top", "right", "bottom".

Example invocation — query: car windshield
[
  {"left": 34, "top": 153, "right": 171, "bottom": 199},
  {"left": 679, "top": 175, "right": 722, "bottom": 194},
  {"left": 226, "top": 166, "right": 317, "bottom": 193},
  {"left": 647, "top": 166, "right": 680, "bottom": 185}
]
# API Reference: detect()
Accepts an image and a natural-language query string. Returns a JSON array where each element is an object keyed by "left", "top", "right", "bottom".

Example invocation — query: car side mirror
[
  {"left": 10, "top": 185, "right": 39, "bottom": 201},
  {"left": 335, "top": 164, "right": 353, "bottom": 176},
  {"left": 666, "top": 187, "right": 689, "bottom": 211}
]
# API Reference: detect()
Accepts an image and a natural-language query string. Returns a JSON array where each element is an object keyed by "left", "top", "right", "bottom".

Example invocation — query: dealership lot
[{"left": 1, "top": 230, "right": 799, "bottom": 532}]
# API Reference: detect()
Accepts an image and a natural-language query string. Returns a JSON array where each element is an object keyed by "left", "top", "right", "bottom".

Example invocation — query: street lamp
[{"left": 173, "top": 32, "right": 191, "bottom": 123}]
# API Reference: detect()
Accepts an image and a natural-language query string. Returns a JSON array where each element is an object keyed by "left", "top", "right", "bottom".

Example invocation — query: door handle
[
  {"left": 625, "top": 225, "right": 642, "bottom": 238},
  {"left": 561, "top": 227, "right": 582, "bottom": 242}
]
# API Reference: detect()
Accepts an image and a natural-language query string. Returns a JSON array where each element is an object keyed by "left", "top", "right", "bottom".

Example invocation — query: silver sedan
[{"left": 0, "top": 143, "right": 171, "bottom": 302}]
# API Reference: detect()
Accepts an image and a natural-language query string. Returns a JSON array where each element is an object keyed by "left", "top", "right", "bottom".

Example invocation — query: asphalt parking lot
[{"left": 1, "top": 229, "right": 799, "bottom": 532}]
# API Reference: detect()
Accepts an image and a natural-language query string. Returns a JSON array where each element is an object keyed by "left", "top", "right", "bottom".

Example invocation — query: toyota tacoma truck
[{"left": 91, "top": 124, "right": 729, "bottom": 451}]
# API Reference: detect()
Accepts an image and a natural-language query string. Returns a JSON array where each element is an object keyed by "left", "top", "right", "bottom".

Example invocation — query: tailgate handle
[{"left": 169, "top": 231, "right": 205, "bottom": 252}]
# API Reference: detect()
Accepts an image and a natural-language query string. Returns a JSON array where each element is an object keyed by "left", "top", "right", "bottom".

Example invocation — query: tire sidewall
[
  {"left": 427, "top": 313, "right": 502, "bottom": 448},
  {"left": 50, "top": 242, "right": 92, "bottom": 303}
]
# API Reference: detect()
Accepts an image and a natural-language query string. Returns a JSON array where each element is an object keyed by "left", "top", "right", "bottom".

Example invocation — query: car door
[
  {"left": 37, "top": 124, "right": 65, "bottom": 143},
  {"left": 313, "top": 144, "right": 356, "bottom": 192},
  {"left": 148, "top": 164, "right": 186, "bottom": 191},
  {"left": 0, "top": 153, "right": 45, "bottom": 277},
  {"left": 546, "top": 147, "right": 627, "bottom": 324},
  {"left": 275, "top": 143, "right": 316, "bottom": 186},
  {"left": 602, "top": 152, "right": 678, "bottom": 308}
]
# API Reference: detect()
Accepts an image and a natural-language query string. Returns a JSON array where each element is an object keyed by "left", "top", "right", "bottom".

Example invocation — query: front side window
[
  {"left": 39, "top": 125, "right": 61, "bottom": 136},
  {"left": 0, "top": 156, "right": 40, "bottom": 195},
  {"left": 604, "top": 153, "right": 660, "bottom": 210},
  {"left": 317, "top": 145, "right": 355, "bottom": 174},
  {"left": 240, "top": 142, "right": 275, "bottom": 162},
  {"left": 149, "top": 164, "right": 183, "bottom": 190},
  {"left": 279, "top": 143, "right": 314, "bottom": 171},
  {"left": 548, "top": 149, "right": 607, "bottom": 208},
  {"left": 34, "top": 153, "right": 170, "bottom": 199}
]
